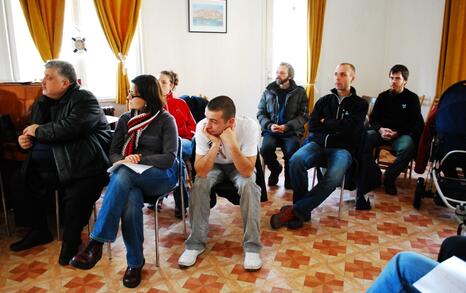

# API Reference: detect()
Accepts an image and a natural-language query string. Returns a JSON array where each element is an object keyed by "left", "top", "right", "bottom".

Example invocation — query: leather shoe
[
  {"left": 69, "top": 240, "right": 103, "bottom": 270},
  {"left": 10, "top": 229, "right": 53, "bottom": 252},
  {"left": 384, "top": 181, "right": 398, "bottom": 196},
  {"left": 123, "top": 259, "right": 145, "bottom": 288},
  {"left": 356, "top": 195, "right": 372, "bottom": 210},
  {"left": 268, "top": 165, "right": 283, "bottom": 186},
  {"left": 59, "top": 241, "right": 81, "bottom": 266}
]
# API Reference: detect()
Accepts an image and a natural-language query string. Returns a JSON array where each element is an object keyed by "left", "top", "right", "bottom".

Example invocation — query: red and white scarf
[{"left": 122, "top": 111, "right": 160, "bottom": 157}]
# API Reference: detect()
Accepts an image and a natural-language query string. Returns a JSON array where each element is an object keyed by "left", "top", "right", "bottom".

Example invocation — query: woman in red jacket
[
  {"left": 158, "top": 70, "right": 195, "bottom": 218},
  {"left": 159, "top": 70, "right": 196, "bottom": 160}
]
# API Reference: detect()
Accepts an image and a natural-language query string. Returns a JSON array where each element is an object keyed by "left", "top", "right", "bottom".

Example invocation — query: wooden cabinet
[
  {"left": 0, "top": 82, "right": 42, "bottom": 130},
  {"left": 0, "top": 82, "right": 42, "bottom": 160}
]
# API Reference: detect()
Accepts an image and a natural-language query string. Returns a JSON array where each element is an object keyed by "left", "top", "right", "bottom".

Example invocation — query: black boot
[
  {"left": 10, "top": 229, "right": 53, "bottom": 252},
  {"left": 268, "top": 165, "right": 283, "bottom": 186},
  {"left": 356, "top": 195, "right": 372, "bottom": 210},
  {"left": 59, "top": 241, "right": 82, "bottom": 265}
]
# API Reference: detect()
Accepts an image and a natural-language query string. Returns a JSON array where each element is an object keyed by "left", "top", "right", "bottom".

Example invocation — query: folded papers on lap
[
  {"left": 414, "top": 256, "right": 466, "bottom": 293},
  {"left": 107, "top": 162, "right": 152, "bottom": 174}
]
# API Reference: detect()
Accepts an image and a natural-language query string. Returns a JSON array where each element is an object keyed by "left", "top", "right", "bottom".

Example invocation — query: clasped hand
[
  {"left": 379, "top": 127, "right": 398, "bottom": 140},
  {"left": 119, "top": 154, "right": 142, "bottom": 164}
]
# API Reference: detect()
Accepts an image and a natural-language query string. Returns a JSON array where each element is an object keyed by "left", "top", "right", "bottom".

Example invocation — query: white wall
[
  {"left": 316, "top": 0, "right": 445, "bottom": 116},
  {"left": 0, "top": 0, "right": 445, "bottom": 117},
  {"left": 140, "top": 0, "right": 266, "bottom": 120}
]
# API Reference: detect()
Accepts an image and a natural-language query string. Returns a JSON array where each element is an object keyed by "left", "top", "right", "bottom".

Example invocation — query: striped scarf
[{"left": 122, "top": 111, "right": 160, "bottom": 157}]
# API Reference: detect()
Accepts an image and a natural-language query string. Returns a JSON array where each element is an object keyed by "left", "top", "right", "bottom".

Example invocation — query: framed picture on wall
[{"left": 188, "top": 0, "right": 227, "bottom": 33}]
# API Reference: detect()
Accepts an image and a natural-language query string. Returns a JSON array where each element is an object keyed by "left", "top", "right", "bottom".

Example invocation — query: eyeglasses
[{"left": 128, "top": 90, "right": 142, "bottom": 99}]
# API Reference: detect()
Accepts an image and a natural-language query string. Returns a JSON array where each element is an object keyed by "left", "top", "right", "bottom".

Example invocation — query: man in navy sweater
[{"left": 367, "top": 64, "right": 424, "bottom": 195}]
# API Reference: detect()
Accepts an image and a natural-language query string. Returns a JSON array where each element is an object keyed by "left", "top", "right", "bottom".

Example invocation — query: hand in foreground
[
  {"left": 202, "top": 123, "right": 221, "bottom": 145},
  {"left": 271, "top": 124, "right": 287, "bottom": 133},
  {"left": 23, "top": 124, "right": 39, "bottom": 137},
  {"left": 122, "top": 154, "right": 142, "bottom": 164},
  {"left": 219, "top": 127, "right": 237, "bottom": 148},
  {"left": 18, "top": 134, "right": 33, "bottom": 149}
]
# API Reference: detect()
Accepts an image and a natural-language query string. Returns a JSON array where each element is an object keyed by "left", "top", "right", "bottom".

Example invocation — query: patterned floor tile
[
  {"left": 0, "top": 171, "right": 459, "bottom": 292},
  {"left": 9, "top": 261, "right": 48, "bottom": 282},
  {"left": 345, "top": 259, "right": 381, "bottom": 280},
  {"left": 182, "top": 273, "right": 224, "bottom": 292},
  {"left": 63, "top": 273, "right": 105, "bottom": 291},
  {"left": 274, "top": 249, "right": 311, "bottom": 268},
  {"left": 304, "top": 271, "right": 344, "bottom": 292}
]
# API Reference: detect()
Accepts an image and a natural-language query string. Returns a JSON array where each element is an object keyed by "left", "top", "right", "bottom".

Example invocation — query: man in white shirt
[{"left": 178, "top": 95, "right": 262, "bottom": 271}]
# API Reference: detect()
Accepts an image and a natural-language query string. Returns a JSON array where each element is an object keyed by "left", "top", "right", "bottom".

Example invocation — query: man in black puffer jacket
[
  {"left": 257, "top": 62, "right": 308, "bottom": 189},
  {"left": 270, "top": 63, "right": 368, "bottom": 229},
  {"left": 10, "top": 60, "right": 111, "bottom": 266}
]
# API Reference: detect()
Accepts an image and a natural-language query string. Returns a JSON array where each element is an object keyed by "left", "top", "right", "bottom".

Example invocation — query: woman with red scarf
[{"left": 69, "top": 75, "right": 178, "bottom": 288}]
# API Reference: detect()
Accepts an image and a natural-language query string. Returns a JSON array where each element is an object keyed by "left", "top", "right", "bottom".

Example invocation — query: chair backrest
[{"left": 190, "top": 138, "right": 268, "bottom": 207}]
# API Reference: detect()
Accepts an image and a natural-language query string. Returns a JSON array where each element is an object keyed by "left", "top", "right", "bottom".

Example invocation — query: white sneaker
[
  {"left": 243, "top": 252, "right": 262, "bottom": 271},
  {"left": 178, "top": 248, "right": 205, "bottom": 268}
]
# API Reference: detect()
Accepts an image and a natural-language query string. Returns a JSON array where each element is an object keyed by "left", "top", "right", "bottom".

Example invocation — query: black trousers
[
  {"left": 18, "top": 165, "right": 107, "bottom": 246},
  {"left": 438, "top": 235, "right": 466, "bottom": 262}
]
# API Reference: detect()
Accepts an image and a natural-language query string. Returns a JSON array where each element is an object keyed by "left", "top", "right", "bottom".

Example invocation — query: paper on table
[
  {"left": 107, "top": 162, "right": 152, "bottom": 174},
  {"left": 413, "top": 256, "right": 466, "bottom": 293}
]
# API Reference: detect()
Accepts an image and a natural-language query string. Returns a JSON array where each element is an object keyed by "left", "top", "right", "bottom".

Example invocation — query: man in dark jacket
[
  {"left": 270, "top": 63, "right": 368, "bottom": 229},
  {"left": 9, "top": 60, "right": 111, "bottom": 266},
  {"left": 257, "top": 63, "right": 308, "bottom": 189},
  {"left": 366, "top": 64, "right": 423, "bottom": 195}
]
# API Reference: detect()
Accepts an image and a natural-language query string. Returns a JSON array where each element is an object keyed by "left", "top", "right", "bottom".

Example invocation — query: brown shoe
[
  {"left": 270, "top": 205, "right": 299, "bottom": 229},
  {"left": 123, "top": 259, "right": 145, "bottom": 288},
  {"left": 69, "top": 240, "right": 103, "bottom": 270}
]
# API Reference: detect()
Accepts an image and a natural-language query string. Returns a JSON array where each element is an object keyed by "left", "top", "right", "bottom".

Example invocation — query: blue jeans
[
  {"left": 260, "top": 135, "right": 301, "bottom": 179},
  {"left": 91, "top": 164, "right": 177, "bottom": 267},
  {"left": 366, "top": 130, "right": 415, "bottom": 183},
  {"left": 289, "top": 141, "right": 352, "bottom": 219},
  {"left": 181, "top": 138, "right": 193, "bottom": 161},
  {"left": 367, "top": 251, "right": 438, "bottom": 293}
]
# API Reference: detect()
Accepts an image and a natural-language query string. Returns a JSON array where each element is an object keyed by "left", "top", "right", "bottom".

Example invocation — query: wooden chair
[{"left": 374, "top": 145, "right": 414, "bottom": 180}]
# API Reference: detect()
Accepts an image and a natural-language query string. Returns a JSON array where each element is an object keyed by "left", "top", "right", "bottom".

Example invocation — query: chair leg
[
  {"left": 180, "top": 184, "right": 187, "bottom": 239},
  {"left": 0, "top": 170, "right": 10, "bottom": 236},
  {"left": 155, "top": 196, "right": 164, "bottom": 267},
  {"left": 87, "top": 204, "right": 98, "bottom": 237},
  {"left": 107, "top": 242, "right": 112, "bottom": 260},
  {"left": 55, "top": 190, "right": 61, "bottom": 241},
  {"left": 338, "top": 175, "right": 346, "bottom": 219}
]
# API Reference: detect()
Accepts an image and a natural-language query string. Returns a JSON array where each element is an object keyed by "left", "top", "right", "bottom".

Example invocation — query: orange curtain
[
  {"left": 306, "top": 0, "right": 326, "bottom": 112},
  {"left": 435, "top": 0, "right": 466, "bottom": 101},
  {"left": 94, "top": 0, "right": 142, "bottom": 104},
  {"left": 19, "top": 0, "right": 65, "bottom": 62}
]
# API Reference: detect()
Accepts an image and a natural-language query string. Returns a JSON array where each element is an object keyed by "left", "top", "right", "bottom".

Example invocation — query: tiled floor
[{"left": 0, "top": 171, "right": 458, "bottom": 292}]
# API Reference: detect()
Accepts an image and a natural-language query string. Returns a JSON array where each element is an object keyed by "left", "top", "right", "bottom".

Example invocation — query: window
[
  {"left": 269, "top": 0, "right": 307, "bottom": 85},
  {"left": 7, "top": 0, "right": 142, "bottom": 100}
]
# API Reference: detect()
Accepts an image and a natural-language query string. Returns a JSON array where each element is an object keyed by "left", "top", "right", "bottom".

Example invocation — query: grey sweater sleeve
[{"left": 139, "top": 113, "right": 178, "bottom": 169}]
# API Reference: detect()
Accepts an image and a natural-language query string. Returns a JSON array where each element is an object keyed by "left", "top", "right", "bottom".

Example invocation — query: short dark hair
[
  {"left": 390, "top": 64, "right": 409, "bottom": 81},
  {"left": 207, "top": 95, "right": 236, "bottom": 120},
  {"left": 131, "top": 74, "right": 164, "bottom": 115},
  {"left": 45, "top": 60, "right": 77, "bottom": 83}
]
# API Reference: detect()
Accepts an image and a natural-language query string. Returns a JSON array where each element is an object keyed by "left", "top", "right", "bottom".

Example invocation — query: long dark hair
[{"left": 131, "top": 74, "right": 164, "bottom": 115}]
